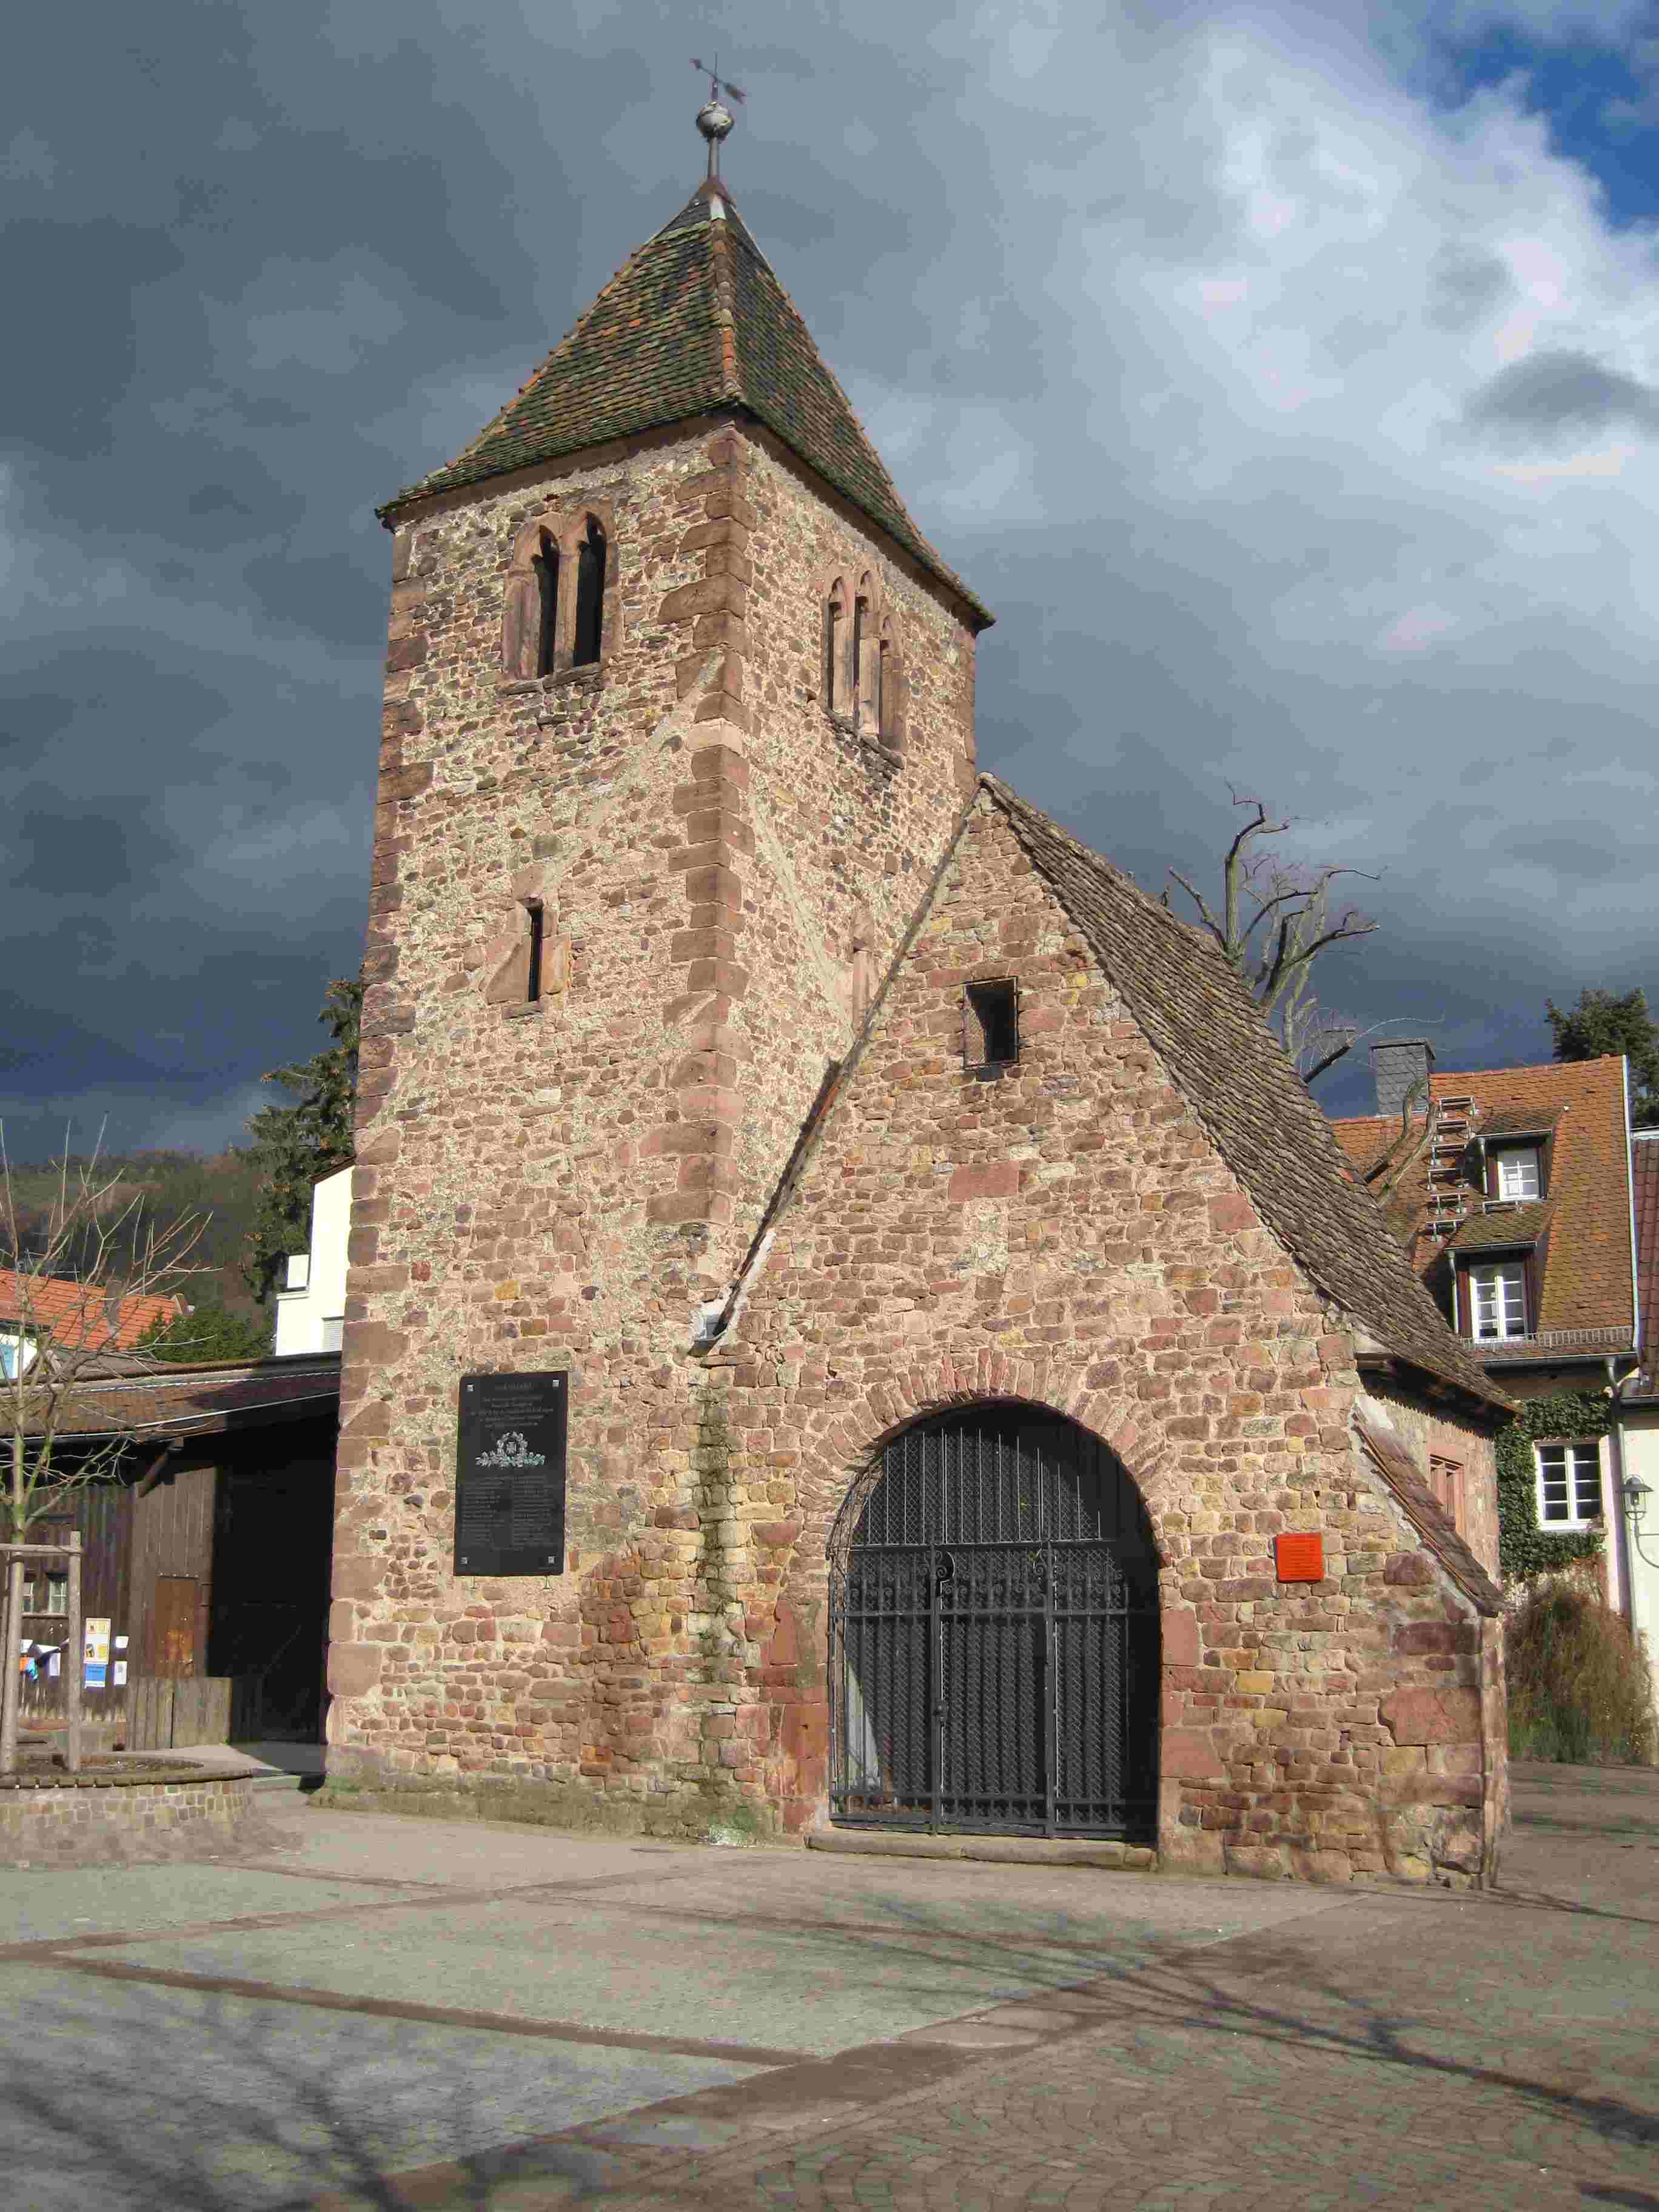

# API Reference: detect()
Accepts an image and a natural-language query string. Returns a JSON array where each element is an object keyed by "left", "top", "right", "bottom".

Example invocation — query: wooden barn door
[{"left": 153, "top": 1577, "right": 199, "bottom": 1677}]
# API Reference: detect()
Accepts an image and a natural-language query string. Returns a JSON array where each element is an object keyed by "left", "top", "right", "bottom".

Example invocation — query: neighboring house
[
  {"left": 1331, "top": 1043, "right": 1641, "bottom": 1613},
  {"left": 1614, "top": 1130, "right": 1659, "bottom": 1714},
  {"left": 0, "top": 1271, "right": 187, "bottom": 1379},
  {"left": 325, "top": 127, "right": 1521, "bottom": 1885},
  {"left": 273, "top": 1165, "right": 353, "bottom": 1356}
]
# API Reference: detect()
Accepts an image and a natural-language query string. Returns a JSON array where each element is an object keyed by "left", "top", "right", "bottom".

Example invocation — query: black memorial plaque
[{"left": 455, "top": 1371, "right": 567, "bottom": 1575}]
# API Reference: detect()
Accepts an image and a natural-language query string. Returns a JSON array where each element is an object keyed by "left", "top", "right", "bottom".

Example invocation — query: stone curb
[{"left": 805, "top": 1828, "right": 1156, "bottom": 1869}]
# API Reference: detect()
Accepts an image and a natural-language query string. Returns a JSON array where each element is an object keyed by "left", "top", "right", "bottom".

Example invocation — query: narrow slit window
[
  {"left": 965, "top": 980, "right": 1018, "bottom": 1070},
  {"left": 852, "top": 595, "right": 866, "bottom": 723},
  {"left": 573, "top": 517, "right": 605, "bottom": 666},
  {"left": 534, "top": 533, "right": 560, "bottom": 677},
  {"left": 825, "top": 595, "right": 842, "bottom": 711},
  {"left": 526, "top": 901, "right": 545, "bottom": 1003}
]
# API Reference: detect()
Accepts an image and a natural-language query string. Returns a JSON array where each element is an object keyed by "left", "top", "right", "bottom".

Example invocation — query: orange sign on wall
[{"left": 1275, "top": 1533, "right": 1325, "bottom": 1583}]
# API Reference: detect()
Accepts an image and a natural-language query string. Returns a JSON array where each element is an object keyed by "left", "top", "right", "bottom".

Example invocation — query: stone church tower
[
  {"left": 329, "top": 113, "right": 993, "bottom": 1795},
  {"left": 331, "top": 107, "right": 1515, "bottom": 1885}
]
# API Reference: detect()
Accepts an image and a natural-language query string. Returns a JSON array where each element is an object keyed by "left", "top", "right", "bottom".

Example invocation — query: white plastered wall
[
  {"left": 273, "top": 1165, "right": 354, "bottom": 1356},
  {"left": 1617, "top": 1405, "right": 1659, "bottom": 1720}
]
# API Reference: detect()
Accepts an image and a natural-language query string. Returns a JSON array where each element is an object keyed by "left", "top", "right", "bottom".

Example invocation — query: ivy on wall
[{"left": 1496, "top": 1390, "right": 1607, "bottom": 1584}]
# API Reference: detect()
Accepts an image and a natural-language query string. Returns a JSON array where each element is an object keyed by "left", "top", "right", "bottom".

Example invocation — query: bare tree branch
[
  {"left": 0, "top": 1126, "right": 212, "bottom": 1774},
  {"left": 1165, "top": 793, "right": 1382, "bottom": 1087}
]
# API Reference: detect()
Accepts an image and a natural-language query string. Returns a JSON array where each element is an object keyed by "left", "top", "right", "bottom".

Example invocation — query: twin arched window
[
  {"left": 823, "top": 572, "right": 897, "bottom": 748},
  {"left": 504, "top": 511, "right": 608, "bottom": 680}
]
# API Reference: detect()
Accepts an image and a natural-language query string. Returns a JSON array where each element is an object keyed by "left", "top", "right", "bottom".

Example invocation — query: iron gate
[{"left": 829, "top": 1408, "right": 1159, "bottom": 1838}]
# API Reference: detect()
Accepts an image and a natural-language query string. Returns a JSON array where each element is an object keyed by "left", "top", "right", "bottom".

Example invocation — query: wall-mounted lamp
[{"left": 1621, "top": 1473, "right": 1652, "bottom": 1520}]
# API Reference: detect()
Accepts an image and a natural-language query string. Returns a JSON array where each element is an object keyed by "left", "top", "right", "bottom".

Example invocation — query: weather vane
[
  {"left": 691, "top": 55, "right": 747, "bottom": 107},
  {"left": 691, "top": 53, "right": 746, "bottom": 183}
]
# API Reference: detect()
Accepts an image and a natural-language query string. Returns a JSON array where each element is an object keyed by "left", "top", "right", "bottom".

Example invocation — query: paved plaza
[{"left": 2, "top": 1760, "right": 1656, "bottom": 2211}]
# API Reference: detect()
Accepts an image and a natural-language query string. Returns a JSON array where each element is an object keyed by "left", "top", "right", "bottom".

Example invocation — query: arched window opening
[
  {"left": 573, "top": 516, "right": 606, "bottom": 667},
  {"left": 852, "top": 594, "right": 869, "bottom": 730},
  {"left": 534, "top": 533, "right": 560, "bottom": 679},
  {"left": 875, "top": 635, "right": 888, "bottom": 740},
  {"left": 824, "top": 583, "right": 846, "bottom": 711},
  {"left": 828, "top": 1406, "right": 1159, "bottom": 1840}
]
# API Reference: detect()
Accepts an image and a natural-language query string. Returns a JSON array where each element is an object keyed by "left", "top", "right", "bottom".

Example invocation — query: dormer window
[
  {"left": 1469, "top": 1259, "right": 1526, "bottom": 1341},
  {"left": 1492, "top": 1144, "right": 1541, "bottom": 1201}
]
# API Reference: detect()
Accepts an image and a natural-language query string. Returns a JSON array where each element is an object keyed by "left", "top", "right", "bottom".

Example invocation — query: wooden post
[
  {"left": 0, "top": 1551, "right": 22, "bottom": 1777},
  {"left": 65, "top": 1530, "right": 82, "bottom": 1775}
]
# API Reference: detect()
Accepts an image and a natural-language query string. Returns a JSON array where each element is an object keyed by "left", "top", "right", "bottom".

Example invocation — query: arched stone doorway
[{"left": 828, "top": 1405, "right": 1159, "bottom": 1840}]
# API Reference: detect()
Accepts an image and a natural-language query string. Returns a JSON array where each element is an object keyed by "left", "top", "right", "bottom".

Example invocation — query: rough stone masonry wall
[
  {"left": 330, "top": 416, "right": 977, "bottom": 1803},
  {"left": 1357, "top": 1377, "right": 1502, "bottom": 1577},
  {"left": 702, "top": 797, "right": 1500, "bottom": 1883},
  {"left": 0, "top": 1772, "right": 263, "bottom": 1868},
  {"left": 724, "top": 426, "right": 978, "bottom": 1236}
]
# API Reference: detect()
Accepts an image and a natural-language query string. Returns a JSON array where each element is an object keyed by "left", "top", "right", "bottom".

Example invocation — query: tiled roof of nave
[{"left": 976, "top": 782, "right": 1513, "bottom": 1415}]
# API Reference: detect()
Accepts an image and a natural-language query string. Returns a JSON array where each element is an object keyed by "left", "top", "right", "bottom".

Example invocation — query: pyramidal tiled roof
[
  {"left": 979, "top": 782, "right": 1515, "bottom": 1415},
  {"left": 381, "top": 181, "right": 991, "bottom": 627}
]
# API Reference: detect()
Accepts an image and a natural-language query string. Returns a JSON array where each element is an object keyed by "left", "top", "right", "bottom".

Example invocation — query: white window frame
[
  {"left": 1534, "top": 1439, "right": 1603, "bottom": 1531},
  {"left": 1493, "top": 1145, "right": 1541, "bottom": 1201},
  {"left": 0, "top": 1329, "right": 38, "bottom": 1380},
  {"left": 1468, "top": 1259, "right": 1527, "bottom": 1342}
]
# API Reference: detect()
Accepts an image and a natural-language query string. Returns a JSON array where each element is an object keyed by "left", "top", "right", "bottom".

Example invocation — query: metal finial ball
[{"left": 697, "top": 99, "right": 734, "bottom": 144}]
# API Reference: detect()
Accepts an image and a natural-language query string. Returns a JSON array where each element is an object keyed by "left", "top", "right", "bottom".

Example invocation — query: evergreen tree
[
  {"left": 137, "top": 1298, "right": 272, "bottom": 1364},
  {"left": 241, "top": 976, "right": 362, "bottom": 1304},
  {"left": 1546, "top": 986, "right": 1659, "bottom": 1129}
]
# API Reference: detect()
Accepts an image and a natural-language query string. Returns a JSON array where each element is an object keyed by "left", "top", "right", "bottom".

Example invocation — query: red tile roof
[
  {"left": 0, "top": 1272, "right": 187, "bottom": 1353},
  {"left": 1330, "top": 1057, "right": 1636, "bottom": 1359}
]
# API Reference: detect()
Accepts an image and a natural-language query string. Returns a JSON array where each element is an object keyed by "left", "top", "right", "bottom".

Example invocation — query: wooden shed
[{"left": 17, "top": 1355, "right": 340, "bottom": 1745}]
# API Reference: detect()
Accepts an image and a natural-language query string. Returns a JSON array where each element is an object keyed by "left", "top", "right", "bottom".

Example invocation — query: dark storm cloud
[
  {"left": 8, "top": 800, "right": 173, "bottom": 897},
  {"left": 1464, "top": 347, "right": 1659, "bottom": 439},
  {"left": 4, "top": 0, "right": 1657, "bottom": 1165}
]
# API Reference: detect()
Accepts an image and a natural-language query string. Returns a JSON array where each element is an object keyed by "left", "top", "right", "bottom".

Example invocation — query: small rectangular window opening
[
  {"left": 965, "top": 980, "right": 1018, "bottom": 1071},
  {"left": 526, "top": 901, "right": 545, "bottom": 1003}
]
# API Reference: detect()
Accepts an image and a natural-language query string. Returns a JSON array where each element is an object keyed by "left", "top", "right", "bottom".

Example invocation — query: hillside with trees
[{"left": 2, "top": 1147, "right": 268, "bottom": 1324}]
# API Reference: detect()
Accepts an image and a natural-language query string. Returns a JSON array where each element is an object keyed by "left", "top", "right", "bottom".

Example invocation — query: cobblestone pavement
[
  {"left": 304, "top": 1765, "right": 1659, "bottom": 2212},
  {"left": 3, "top": 1763, "right": 1657, "bottom": 2211}
]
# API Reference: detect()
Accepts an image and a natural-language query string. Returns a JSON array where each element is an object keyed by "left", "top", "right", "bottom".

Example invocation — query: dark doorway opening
[
  {"left": 207, "top": 1417, "right": 335, "bottom": 1741},
  {"left": 829, "top": 1406, "right": 1159, "bottom": 1839}
]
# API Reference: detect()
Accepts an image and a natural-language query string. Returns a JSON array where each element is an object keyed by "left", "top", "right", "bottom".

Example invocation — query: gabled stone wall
[{"left": 701, "top": 796, "right": 1506, "bottom": 1883}]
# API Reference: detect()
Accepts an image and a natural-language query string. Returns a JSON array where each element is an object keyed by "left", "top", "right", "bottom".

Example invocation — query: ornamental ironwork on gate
[{"left": 828, "top": 1407, "right": 1159, "bottom": 1839}]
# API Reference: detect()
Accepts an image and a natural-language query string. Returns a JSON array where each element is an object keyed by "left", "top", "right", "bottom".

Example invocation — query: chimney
[{"left": 1370, "top": 1040, "right": 1435, "bottom": 1120}]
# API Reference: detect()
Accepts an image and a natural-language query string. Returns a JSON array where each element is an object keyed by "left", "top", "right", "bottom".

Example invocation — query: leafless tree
[
  {"left": 0, "top": 1130, "right": 209, "bottom": 1773},
  {"left": 1165, "top": 793, "right": 1379, "bottom": 1084}
]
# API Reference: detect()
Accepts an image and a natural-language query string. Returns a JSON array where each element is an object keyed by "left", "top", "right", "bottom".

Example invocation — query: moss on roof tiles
[{"left": 381, "top": 184, "right": 990, "bottom": 626}]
